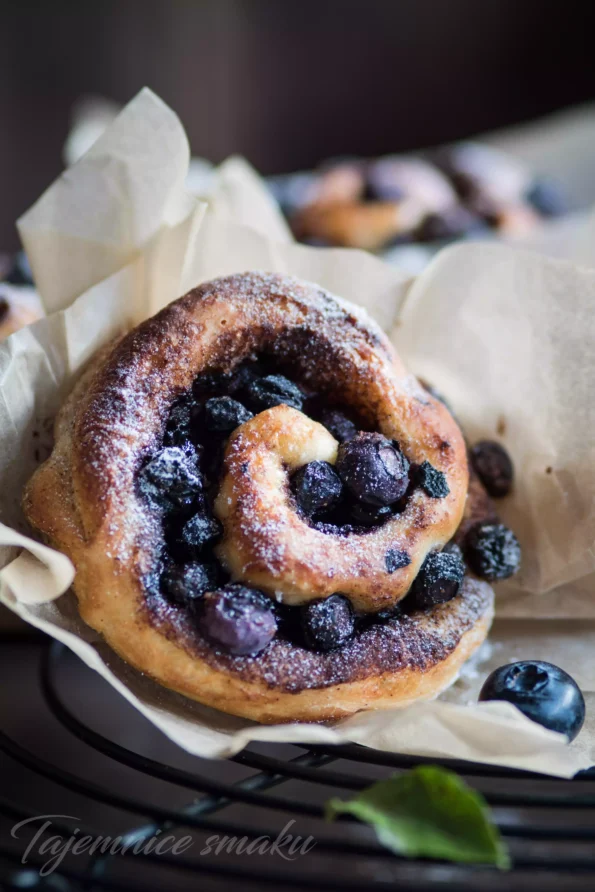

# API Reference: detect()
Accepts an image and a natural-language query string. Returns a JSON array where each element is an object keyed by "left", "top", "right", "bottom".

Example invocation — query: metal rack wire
[{"left": 0, "top": 637, "right": 594, "bottom": 891}]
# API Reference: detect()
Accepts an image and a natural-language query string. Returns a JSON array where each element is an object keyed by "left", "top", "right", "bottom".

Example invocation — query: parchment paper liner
[{"left": 1, "top": 89, "right": 593, "bottom": 774}]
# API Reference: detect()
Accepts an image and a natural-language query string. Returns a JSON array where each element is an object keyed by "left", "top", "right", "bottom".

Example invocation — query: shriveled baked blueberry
[
  {"left": 199, "top": 584, "right": 277, "bottom": 655},
  {"left": 291, "top": 461, "right": 343, "bottom": 516},
  {"left": 470, "top": 440, "right": 514, "bottom": 498},
  {"left": 349, "top": 501, "right": 393, "bottom": 527},
  {"left": 138, "top": 447, "right": 202, "bottom": 511},
  {"left": 375, "top": 603, "right": 403, "bottom": 623},
  {"left": 192, "top": 369, "right": 234, "bottom": 399},
  {"left": 301, "top": 594, "right": 354, "bottom": 652},
  {"left": 464, "top": 522, "right": 521, "bottom": 581},
  {"left": 479, "top": 661, "right": 585, "bottom": 741},
  {"left": 318, "top": 408, "right": 357, "bottom": 443},
  {"left": 0, "top": 294, "right": 9, "bottom": 323},
  {"left": 229, "top": 361, "right": 265, "bottom": 394},
  {"left": 411, "top": 551, "right": 465, "bottom": 610},
  {"left": 417, "top": 461, "right": 449, "bottom": 498},
  {"left": 442, "top": 541, "right": 464, "bottom": 562},
  {"left": 163, "top": 398, "right": 196, "bottom": 448},
  {"left": 246, "top": 374, "right": 304, "bottom": 412},
  {"left": 162, "top": 562, "right": 219, "bottom": 605},
  {"left": 179, "top": 510, "right": 222, "bottom": 557},
  {"left": 337, "top": 433, "right": 409, "bottom": 507},
  {"left": 205, "top": 396, "right": 253, "bottom": 433},
  {"left": 385, "top": 548, "right": 411, "bottom": 573}
]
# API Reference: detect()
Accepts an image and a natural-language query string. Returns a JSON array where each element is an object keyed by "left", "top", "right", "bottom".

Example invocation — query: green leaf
[{"left": 326, "top": 765, "right": 510, "bottom": 869}]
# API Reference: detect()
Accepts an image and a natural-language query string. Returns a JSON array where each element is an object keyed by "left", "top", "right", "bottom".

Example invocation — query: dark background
[{"left": 1, "top": 0, "right": 595, "bottom": 249}]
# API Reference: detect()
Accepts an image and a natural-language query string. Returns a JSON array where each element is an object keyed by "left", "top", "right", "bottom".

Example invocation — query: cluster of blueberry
[{"left": 136, "top": 361, "right": 520, "bottom": 659}]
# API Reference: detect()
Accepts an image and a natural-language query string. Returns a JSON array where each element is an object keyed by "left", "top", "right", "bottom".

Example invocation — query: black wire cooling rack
[{"left": 0, "top": 635, "right": 594, "bottom": 892}]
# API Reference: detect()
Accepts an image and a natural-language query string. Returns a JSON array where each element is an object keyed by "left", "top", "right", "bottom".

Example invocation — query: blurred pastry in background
[{"left": 278, "top": 142, "right": 568, "bottom": 253}]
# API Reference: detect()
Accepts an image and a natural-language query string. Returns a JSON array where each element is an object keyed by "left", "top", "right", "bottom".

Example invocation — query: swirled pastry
[{"left": 23, "top": 272, "right": 520, "bottom": 723}]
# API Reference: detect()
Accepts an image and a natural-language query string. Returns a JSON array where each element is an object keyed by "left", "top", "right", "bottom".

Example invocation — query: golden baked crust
[{"left": 23, "top": 272, "right": 492, "bottom": 723}]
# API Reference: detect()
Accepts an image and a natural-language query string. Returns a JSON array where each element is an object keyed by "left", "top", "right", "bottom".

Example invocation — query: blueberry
[
  {"left": 415, "top": 207, "right": 486, "bottom": 242},
  {"left": 205, "top": 396, "right": 253, "bottom": 433},
  {"left": 301, "top": 594, "right": 354, "bottom": 651},
  {"left": 229, "top": 361, "right": 264, "bottom": 394},
  {"left": 470, "top": 440, "right": 514, "bottom": 498},
  {"left": 375, "top": 603, "right": 403, "bottom": 623},
  {"left": 199, "top": 584, "right": 277, "bottom": 655},
  {"left": 349, "top": 501, "right": 393, "bottom": 527},
  {"left": 162, "top": 562, "right": 219, "bottom": 605},
  {"left": 138, "top": 447, "right": 202, "bottom": 511},
  {"left": 442, "top": 541, "right": 464, "bottom": 562},
  {"left": 163, "top": 398, "right": 197, "bottom": 448},
  {"left": 246, "top": 374, "right": 304, "bottom": 412},
  {"left": 318, "top": 408, "right": 357, "bottom": 443},
  {"left": 385, "top": 548, "right": 411, "bottom": 573},
  {"left": 192, "top": 369, "right": 235, "bottom": 399},
  {"left": 411, "top": 551, "right": 465, "bottom": 609},
  {"left": 422, "top": 383, "right": 452, "bottom": 412},
  {"left": 336, "top": 433, "right": 409, "bottom": 507},
  {"left": 179, "top": 510, "right": 221, "bottom": 557},
  {"left": 526, "top": 179, "right": 567, "bottom": 218},
  {"left": 465, "top": 523, "right": 521, "bottom": 581},
  {"left": 291, "top": 461, "right": 343, "bottom": 517},
  {"left": 417, "top": 461, "right": 450, "bottom": 498},
  {"left": 0, "top": 295, "right": 11, "bottom": 328},
  {"left": 5, "top": 251, "right": 34, "bottom": 286},
  {"left": 479, "top": 661, "right": 585, "bottom": 741}
]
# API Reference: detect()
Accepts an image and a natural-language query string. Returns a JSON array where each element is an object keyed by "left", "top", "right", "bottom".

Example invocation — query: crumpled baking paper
[{"left": 1, "top": 88, "right": 593, "bottom": 774}]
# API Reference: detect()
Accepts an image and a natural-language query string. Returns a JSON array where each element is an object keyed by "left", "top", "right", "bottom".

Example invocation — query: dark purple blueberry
[
  {"left": 411, "top": 551, "right": 465, "bottom": 609},
  {"left": 349, "top": 501, "right": 393, "bottom": 527},
  {"left": 179, "top": 510, "right": 221, "bottom": 557},
  {"left": 312, "top": 520, "right": 359, "bottom": 536},
  {"left": 318, "top": 408, "right": 358, "bottom": 443},
  {"left": 442, "top": 541, "right": 464, "bottom": 562},
  {"left": 526, "top": 179, "right": 567, "bottom": 218},
  {"left": 464, "top": 523, "right": 521, "bottom": 581},
  {"left": 365, "top": 165, "right": 406, "bottom": 202},
  {"left": 479, "top": 661, "right": 585, "bottom": 741},
  {"left": 301, "top": 594, "right": 354, "bottom": 652},
  {"left": 291, "top": 461, "right": 343, "bottom": 517},
  {"left": 162, "top": 562, "right": 219, "bottom": 605},
  {"left": 199, "top": 584, "right": 277, "bottom": 655},
  {"left": 415, "top": 206, "right": 486, "bottom": 242},
  {"left": 229, "top": 360, "right": 265, "bottom": 394},
  {"left": 336, "top": 433, "right": 409, "bottom": 507},
  {"left": 5, "top": 251, "right": 34, "bottom": 286},
  {"left": 385, "top": 548, "right": 411, "bottom": 574},
  {"left": 163, "top": 398, "right": 197, "bottom": 448},
  {"left": 205, "top": 396, "right": 253, "bottom": 433},
  {"left": 375, "top": 603, "right": 403, "bottom": 623},
  {"left": 470, "top": 440, "right": 514, "bottom": 498},
  {"left": 417, "top": 461, "right": 450, "bottom": 499},
  {"left": 138, "top": 447, "right": 202, "bottom": 512},
  {"left": 246, "top": 374, "right": 304, "bottom": 412},
  {"left": 0, "top": 293, "right": 9, "bottom": 323},
  {"left": 192, "top": 369, "right": 235, "bottom": 399}
]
